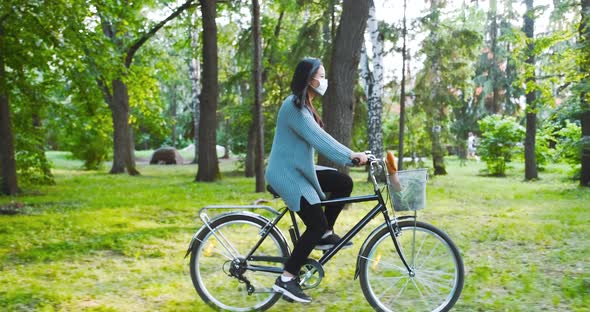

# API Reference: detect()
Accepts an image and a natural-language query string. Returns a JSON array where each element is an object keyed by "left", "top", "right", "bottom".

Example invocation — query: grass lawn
[{"left": 1, "top": 153, "right": 589, "bottom": 311}]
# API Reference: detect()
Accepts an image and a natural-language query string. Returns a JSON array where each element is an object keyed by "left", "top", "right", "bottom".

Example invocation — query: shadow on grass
[{"left": 3, "top": 225, "right": 192, "bottom": 265}]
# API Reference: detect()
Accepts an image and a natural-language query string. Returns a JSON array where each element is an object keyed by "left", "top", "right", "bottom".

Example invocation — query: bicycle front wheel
[
  {"left": 189, "top": 213, "right": 289, "bottom": 311},
  {"left": 359, "top": 220, "right": 464, "bottom": 312}
]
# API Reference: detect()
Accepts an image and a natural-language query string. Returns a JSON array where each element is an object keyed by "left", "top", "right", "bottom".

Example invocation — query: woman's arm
[{"left": 287, "top": 104, "right": 354, "bottom": 167}]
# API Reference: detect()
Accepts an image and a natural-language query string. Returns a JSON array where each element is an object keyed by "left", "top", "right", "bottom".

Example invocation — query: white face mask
[{"left": 311, "top": 78, "right": 328, "bottom": 96}]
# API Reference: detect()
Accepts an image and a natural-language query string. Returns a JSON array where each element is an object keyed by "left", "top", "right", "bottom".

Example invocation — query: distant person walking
[{"left": 467, "top": 132, "right": 479, "bottom": 162}]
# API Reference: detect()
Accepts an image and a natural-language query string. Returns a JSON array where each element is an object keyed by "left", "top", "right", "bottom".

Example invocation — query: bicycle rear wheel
[
  {"left": 359, "top": 220, "right": 464, "bottom": 312},
  {"left": 189, "top": 213, "right": 289, "bottom": 311}
]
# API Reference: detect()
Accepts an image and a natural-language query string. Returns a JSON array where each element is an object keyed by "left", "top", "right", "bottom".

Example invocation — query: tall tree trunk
[
  {"left": 100, "top": 19, "right": 139, "bottom": 175},
  {"left": 524, "top": 0, "right": 538, "bottom": 180},
  {"left": 0, "top": 24, "right": 18, "bottom": 195},
  {"left": 489, "top": 0, "right": 501, "bottom": 114},
  {"left": 169, "top": 86, "right": 178, "bottom": 147},
  {"left": 398, "top": 0, "right": 408, "bottom": 170},
  {"left": 429, "top": 0, "right": 447, "bottom": 175},
  {"left": 109, "top": 79, "right": 139, "bottom": 175},
  {"left": 190, "top": 13, "right": 200, "bottom": 164},
  {"left": 319, "top": 0, "right": 370, "bottom": 172},
  {"left": 248, "top": 8, "right": 284, "bottom": 178},
  {"left": 252, "top": 0, "right": 265, "bottom": 192},
  {"left": 431, "top": 120, "right": 447, "bottom": 175},
  {"left": 366, "top": 0, "right": 384, "bottom": 159},
  {"left": 245, "top": 124, "right": 255, "bottom": 177},
  {"left": 196, "top": 0, "right": 220, "bottom": 182},
  {"left": 580, "top": 0, "right": 590, "bottom": 186},
  {"left": 359, "top": 42, "right": 372, "bottom": 177},
  {"left": 360, "top": 42, "right": 372, "bottom": 104}
]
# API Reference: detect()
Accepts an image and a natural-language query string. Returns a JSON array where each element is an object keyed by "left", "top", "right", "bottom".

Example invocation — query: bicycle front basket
[{"left": 387, "top": 168, "right": 428, "bottom": 211}]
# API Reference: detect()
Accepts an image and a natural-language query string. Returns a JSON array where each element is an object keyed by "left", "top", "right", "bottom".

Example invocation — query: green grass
[{"left": 1, "top": 153, "right": 589, "bottom": 311}]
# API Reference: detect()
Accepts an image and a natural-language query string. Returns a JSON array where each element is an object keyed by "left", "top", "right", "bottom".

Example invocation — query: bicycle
[{"left": 185, "top": 152, "right": 464, "bottom": 311}]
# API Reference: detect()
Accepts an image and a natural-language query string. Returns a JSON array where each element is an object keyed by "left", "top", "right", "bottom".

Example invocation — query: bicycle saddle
[{"left": 266, "top": 185, "right": 281, "bottom": 199}]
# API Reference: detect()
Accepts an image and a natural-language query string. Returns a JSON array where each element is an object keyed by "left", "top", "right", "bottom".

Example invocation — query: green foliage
[
  {"left": 405, "top": 107, "right": 432, "bottom": 158},
  {"left": 478, "top": 115, "right": 525, "bottom": 176},
  {"left": 554, "top": 120, "right": 581, "bottom": 176},
  {"left": 534, "top": 122, "right": 556, "bottom": 171},
  {"left": 13, "top": 134, "right": 54, "bottom": 186}
]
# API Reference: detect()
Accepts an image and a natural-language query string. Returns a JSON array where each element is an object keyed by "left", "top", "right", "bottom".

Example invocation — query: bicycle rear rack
[{"left": 197, "top": 204, "right": 282, "bottom": 225}]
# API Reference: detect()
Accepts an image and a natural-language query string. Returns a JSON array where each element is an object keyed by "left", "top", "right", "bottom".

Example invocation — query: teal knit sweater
[{"left": 265, "top": 95, "right": 353, "bottom": 211}]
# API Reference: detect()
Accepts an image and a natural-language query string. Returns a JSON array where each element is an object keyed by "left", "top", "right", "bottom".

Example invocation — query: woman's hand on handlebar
[{"left": 350, "top": 152, "right": 369, "bottom": 166}]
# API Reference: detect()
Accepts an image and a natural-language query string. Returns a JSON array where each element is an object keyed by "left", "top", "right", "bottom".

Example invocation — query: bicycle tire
[
  {"left": 359, "top": 220, "right": 464, "bottom": 312},
  {"left": 189, "top": 213, "right": 289, "bottom": 311}
]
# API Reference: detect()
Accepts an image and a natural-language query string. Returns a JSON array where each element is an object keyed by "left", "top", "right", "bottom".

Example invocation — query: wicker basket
[{"left": 387, "top": 168, "right": 428, "bottom": 211}]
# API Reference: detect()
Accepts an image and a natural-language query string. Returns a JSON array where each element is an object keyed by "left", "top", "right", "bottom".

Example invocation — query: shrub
[
  {"left": 478, "top": 115, "right": 525, "bottom": 176},
  {"left": 554, "top": 120, "right": 581, "bottom": 178},
  {"left": 65, "top": 120, "right": 111, "bottom": 170}
]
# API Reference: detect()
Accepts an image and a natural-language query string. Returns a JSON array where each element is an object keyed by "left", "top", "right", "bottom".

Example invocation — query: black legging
[{"left": 283, "top": 169, "right": 353, "bottom": 276}]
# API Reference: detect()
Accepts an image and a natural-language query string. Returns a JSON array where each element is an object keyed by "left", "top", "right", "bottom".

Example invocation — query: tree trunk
[
  {"left": 428, "top": 0, "right": 446, "bottom": 176},
  {"left": 169, "top": 86, "right": 178, "bottom": 147},
  {"left": 366, "top": 0, "right": 384, "bottom": 159},
  {"left": 398, "top": 0, "right": 408, "bottom": 171},
  {"left": 0, "top": 25, "right": 18, "bottom": 195},
  {"left": 190, "top": 10, "right": 200, "bottom": 164},
  {"left": 489, "top": 0, "right": 501, "bottom": 114},
  {"left": 252, "top": 0, "right": 265, "bottom": 192},
  {"left": 431, "top": 122, "right": 447, "bottom": 175},
  {"left": 580, "top": 0, "right": 590, "bottom": 186},
  {"left": 524, "top": 0, "right": 538, "bottom": 180},
  {"left": 245, "top": 123, "right": 255, "bottom": 177},
  {"left": 196, "top": 0, "right": 220, "bottom": 182},
  {"left": 319, "top": 0, "right": 370, "bottom": 172},
  {"left": 109, "top": 79, "right": 139, "bottom": 175}
]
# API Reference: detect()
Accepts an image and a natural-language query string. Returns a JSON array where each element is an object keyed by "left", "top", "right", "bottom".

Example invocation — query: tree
[
  {"left": 195, "top": 0, "right": 220, "bottom": 182},
  {"left": 190, "top": 10, "right": 201, "bottom": 164},
  {"left": 319, "top": 0, "right": 370, "bottom": 172},
  {"left": 252, "top": 0, "right": 265, "bottom": 192},
  {"left": 524, "top": 0, "right": 538, "bottom": 180},
  {"left": 398, "top": 0, "right": 408, "bottom": 170},
  {"left": 0, "top": 0, "right": 68, "bottom": 193},
  {"left": 0, "top": 20, "right": 17, "bottom": 195},
  {"left": 86, "top": 0, "right": 197, "bottom": 175},
  {"left": 580, "top": 0, "right": 590, "bottom": 186},
  {"left": 361, "top": 0, "right": 385, "bottom": 160}
]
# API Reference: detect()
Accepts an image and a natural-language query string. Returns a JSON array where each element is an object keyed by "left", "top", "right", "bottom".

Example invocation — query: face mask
[{"left": 311, "top": 78, "right": 328, "bottom": 96}]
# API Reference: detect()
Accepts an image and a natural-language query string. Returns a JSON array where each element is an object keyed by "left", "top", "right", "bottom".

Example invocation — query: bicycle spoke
[
  {"left": 410, "top": 230, "right": 428, "bottom": 267},
  {"left": 415, "top": 278, "right": 449, "bottom": 299},
  {"left": 211, "top": 227, "right": 243, "bottom": 259},
  {"left": 375, "top": 277, "right": 405, "bottom": 298},
  {"left": 411, "top": 277, "right": 425, "bottom": 298},
  {"left": 360, "top": 255, "right": 407, "bottom": 272},
  {"left": 415, "top": 274, "right": 453, "bottom": 291},
  {"left": 415, "top": 239, "right": 443, "bottom": 269},
  {"left": 388, "top": 278, "right": 411, "bottom": 307}
]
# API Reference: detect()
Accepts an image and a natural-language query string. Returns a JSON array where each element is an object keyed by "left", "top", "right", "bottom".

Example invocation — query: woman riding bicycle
[{"left": 265, "top": 57, "right": 368, "bottom": 303}]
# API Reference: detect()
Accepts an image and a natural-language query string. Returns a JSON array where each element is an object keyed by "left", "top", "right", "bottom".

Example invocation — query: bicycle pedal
[{"left": 282, "top": 295, "right": 295, "bottom": 303}]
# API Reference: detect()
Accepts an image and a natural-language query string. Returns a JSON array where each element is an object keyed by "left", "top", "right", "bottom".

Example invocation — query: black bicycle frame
[{"left": 245, "top": 188, "right": 414, "bottom": 274}]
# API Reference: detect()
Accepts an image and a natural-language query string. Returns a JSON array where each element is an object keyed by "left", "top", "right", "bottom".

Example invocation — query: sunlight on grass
[{"left": 0, "top": 154, "right": 588, "bottom": 311}]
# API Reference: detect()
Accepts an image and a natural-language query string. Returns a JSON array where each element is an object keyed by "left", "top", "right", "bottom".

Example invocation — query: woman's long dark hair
[{"left": 290, "top": 58, "right": 324, "bottom": 128}]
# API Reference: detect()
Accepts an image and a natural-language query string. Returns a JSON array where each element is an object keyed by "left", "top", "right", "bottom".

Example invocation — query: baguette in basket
[{"left": 385, "top": 151, "right": 402, "bottom": 192}]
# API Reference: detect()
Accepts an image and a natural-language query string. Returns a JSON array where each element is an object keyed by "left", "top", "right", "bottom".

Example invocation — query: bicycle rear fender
[
  {"left": 353, "top": 216, "right": 416, "bottom": 279},
  {"left": 184, "top": 211, "right": 290, "bottom": 259}
]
